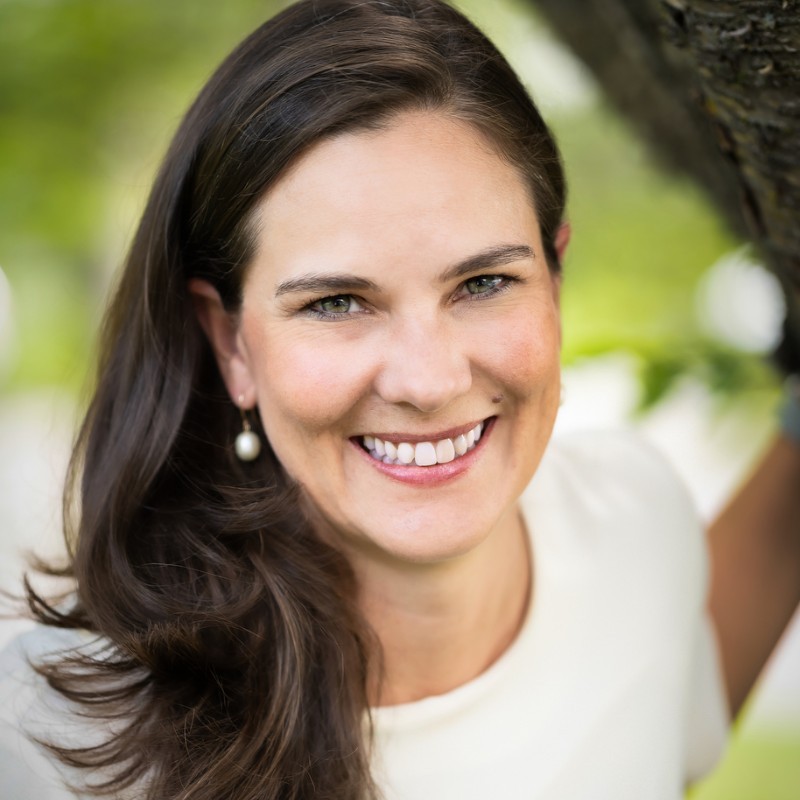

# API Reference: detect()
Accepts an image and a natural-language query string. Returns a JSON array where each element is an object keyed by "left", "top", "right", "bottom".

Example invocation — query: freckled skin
[{"left": 235, "top": 110, "right": 562, "bottom": 565}]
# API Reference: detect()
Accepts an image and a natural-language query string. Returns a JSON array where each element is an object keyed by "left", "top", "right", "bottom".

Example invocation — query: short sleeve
[
  {"left": 532, "top": 430, "right": 732, "bottom": 787},
  {"left": 684, "top": 614, "right": 731, "bottom": 784}
]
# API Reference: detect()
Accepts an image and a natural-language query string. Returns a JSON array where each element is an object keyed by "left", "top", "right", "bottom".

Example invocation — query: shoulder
[
  {"left": 0, "top": 623, "right": 96, "bottom": 799},
  {"left": 0, "top": 622, "right": 92, "bottom": 699},
  {"left": 521, "top": 430, "right": 729, "bottom": 780},
  {"left": 523, "top": 428, "right": 708, "bottom": 610},
  {"left": 528, "top": 427, "right": 700, "bottom": 531},
  {"left": 533, "top": 427, "right": 697, "bottom": 516},
  {"left": 1, "top": 621, "right": 89, "bottom": 663},
  {"left": 0, "top": 623, "right": 85, "bottom": 703}
]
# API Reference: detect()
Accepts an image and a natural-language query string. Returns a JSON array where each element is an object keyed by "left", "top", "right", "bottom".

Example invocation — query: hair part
[{"left": 28, "top": 2, "right": 566, "bottom": 798}]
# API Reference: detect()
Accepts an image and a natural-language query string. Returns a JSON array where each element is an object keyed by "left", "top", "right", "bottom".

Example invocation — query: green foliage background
[
  {"left": 0, "top": 0, "right": 780, "bottom": 402},
  {"left": 0, "top": 0, "right": 793, "bottom": 795}
]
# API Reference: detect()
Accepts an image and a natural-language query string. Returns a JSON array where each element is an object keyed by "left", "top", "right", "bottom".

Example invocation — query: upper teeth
[{"left": 363, "top": 422, "right": 485, "bottom": 467}]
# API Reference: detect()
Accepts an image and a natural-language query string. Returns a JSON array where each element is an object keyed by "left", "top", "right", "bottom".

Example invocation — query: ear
[
  {"left": 550, "top": 221, "right": 570, "bottom": 306},
  {"left": 554, "top": 221, "right": 571, "bottom": 267},
  {"left": 187, "top": 278, "right": 257, "bottom": 408},
  {"left": 551, "top": 222, "right": 570, "bottom": 346}
]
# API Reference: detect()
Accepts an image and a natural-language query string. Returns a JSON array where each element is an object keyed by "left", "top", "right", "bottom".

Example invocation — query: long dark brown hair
[{"left": 27, "top": 1, "right": 566, "bottom": 798}]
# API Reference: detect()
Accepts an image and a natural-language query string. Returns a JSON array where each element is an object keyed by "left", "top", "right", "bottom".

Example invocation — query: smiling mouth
[{"left": 358, "top": 419, "right": 490, "bottom": 467}]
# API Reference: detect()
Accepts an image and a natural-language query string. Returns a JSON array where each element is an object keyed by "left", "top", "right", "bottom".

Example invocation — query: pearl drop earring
[{"left": 235, "top": 395, "right": 261, "bottom": 462}]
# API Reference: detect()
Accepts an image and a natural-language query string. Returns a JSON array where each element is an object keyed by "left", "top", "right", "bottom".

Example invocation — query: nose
[{"left": 374, "top": 314, "right": 472, "bottom": 413}]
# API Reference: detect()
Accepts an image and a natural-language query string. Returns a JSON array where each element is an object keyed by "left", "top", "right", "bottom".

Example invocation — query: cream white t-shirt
[
  {"left": 371, "top": 431, "right": 729, "bottom": 799},
  {"left": 0, "top": 431, "right": 729, "bottom": 799}
]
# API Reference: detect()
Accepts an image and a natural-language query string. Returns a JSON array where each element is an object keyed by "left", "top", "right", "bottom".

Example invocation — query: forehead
[{"left": 246, "top": 110, "right": 541, "bottom": 284}]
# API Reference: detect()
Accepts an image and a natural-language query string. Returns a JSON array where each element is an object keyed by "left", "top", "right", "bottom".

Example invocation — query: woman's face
[{"left": 210, "top": 110, "right": 562, "bottom": 565}]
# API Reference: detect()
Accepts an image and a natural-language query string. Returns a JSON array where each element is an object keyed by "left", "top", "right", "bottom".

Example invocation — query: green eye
[
  {"left": 465, "top": 275, "right": 504, "bottom": 295},
  {"left": 316, "top": 295, "right": 352, "bottom": 313},
  {"left": 305, "top": 294, "right": 366, "bottom": 318}
]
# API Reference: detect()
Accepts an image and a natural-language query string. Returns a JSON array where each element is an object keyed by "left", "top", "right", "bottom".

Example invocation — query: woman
[{"left": 1, "top": 1, "right": 798, "bottom": 798}]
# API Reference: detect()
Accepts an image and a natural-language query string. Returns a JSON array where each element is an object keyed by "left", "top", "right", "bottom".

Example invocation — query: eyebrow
[
  {"left": 273, "top": 244, "right": 535, "bottom": 297},
  {"left": 437, "top": 244, "right": 535, "bottom": 283},
  {"left": 275, "top": 273, "right": 379, "bottom": 297}
]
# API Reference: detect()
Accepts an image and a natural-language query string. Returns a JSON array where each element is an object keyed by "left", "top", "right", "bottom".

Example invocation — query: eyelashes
[
  {"left": 299, "top": 274, "right": 521, "bottom": 321},
  {"left": 462, "top": 274, "right": 511, "bottom": 297},
  {"left": 306, "top": 294, "right": 366, "bottom": 317}
]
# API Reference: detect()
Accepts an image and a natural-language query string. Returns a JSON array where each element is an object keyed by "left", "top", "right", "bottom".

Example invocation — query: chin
[{"left": 341, "top": 503, "right": 508, "bottom": 566}]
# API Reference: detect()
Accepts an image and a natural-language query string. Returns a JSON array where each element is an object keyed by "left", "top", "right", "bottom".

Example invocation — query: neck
[{"left": 352, "top": 503, "right": 531, "bottom": 707}]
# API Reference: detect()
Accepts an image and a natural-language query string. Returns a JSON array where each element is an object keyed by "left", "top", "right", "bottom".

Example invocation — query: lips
[{"left": 359, "top": 419, "right": 487, "bottom": 467}]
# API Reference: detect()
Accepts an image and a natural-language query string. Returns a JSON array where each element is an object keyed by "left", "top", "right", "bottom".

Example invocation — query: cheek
[
  {"left": 481, "top": 304, "right": 561, "bottom": 398},
  {"left": 245, "top": 325, "right": 374, "bottom": 438}
]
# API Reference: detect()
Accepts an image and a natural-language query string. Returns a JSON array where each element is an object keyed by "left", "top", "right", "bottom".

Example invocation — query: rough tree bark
[{"left": 527, "top": 0, "right": 800, "bottom": 369}]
